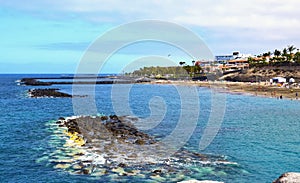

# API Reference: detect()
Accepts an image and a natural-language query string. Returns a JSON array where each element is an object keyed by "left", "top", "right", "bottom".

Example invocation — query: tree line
[
  {"left": 128, "top": 63, "right": 203, "bottom": 78},
  {"left": 249, "top": 45, "right": 300, "bottom": 67}
]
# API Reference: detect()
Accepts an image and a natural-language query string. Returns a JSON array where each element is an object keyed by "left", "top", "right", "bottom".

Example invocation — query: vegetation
[
  {"left": 129, "top": 66, "right": 185, "bottom": 77},
  {"left": 249, "top": 45, "right": 300, "bottom": 67},
  {"left": 128, "top": 62, "right": 203, "bottom": 79},
  {"left": 129, "top": 45, "right": 300, "bottom": 77}
]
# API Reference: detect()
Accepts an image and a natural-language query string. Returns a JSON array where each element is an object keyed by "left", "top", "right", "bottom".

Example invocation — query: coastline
[
  {"left": 20, "top": 76, "right": 300, "bottom": 100},
  {"left": 47, "top": 115, "right": 236, "bottom": 182},
  {"left": 12, "top": 75, "right": 300, "bottom": 182},
  {"left": 149, "top": 80, "right": 300, "bottom": 100}
]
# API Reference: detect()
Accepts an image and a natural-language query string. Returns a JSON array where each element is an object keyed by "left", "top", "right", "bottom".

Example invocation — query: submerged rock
[{"left": 273, "top": 172, "right": 300, "bottom": 183}]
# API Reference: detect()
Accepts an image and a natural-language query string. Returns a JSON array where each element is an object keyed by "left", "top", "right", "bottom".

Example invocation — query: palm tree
[
  {"left": 274, "top": 49, "right": 281, "bottom": 58},
  {"left": 272, "top": 49, "right": 281, "bottom": 63},
  {"left": 294, "top": 49, "right": 300, "bottom": 63},
  {"left": 294, "top": 52, "right": 300, "bottom": 63},
  {"left": 282, "top": 48, "right": 288, "bottom": 61},
  {"left": 287, "top": 45, "right": 296, "bottom": 61},
  {"left": 287, "top": 45, "right": 296, "bottom": 54},
  {"left": 282, "top": 48, "right": 288, "bottom": 55},
  {"left": 179, "top": 61, "right": 186, "bottom": 66},
  {"left": 262, "top": 51, "right": 271, "bottom": 57}
]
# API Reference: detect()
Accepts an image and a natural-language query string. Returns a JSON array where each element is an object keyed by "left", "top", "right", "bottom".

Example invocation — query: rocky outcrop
[
  {"left": 20, "top": 77, "right": 136, "bottom": 86},
  {"left": 50, "top": 115, "right": 235, "bottom": 178},
  {"left": 57, "top": 115, "right": 156, "bottom": 147},
  {"left": 28, "top": 89, "right": 72, "bottom": 98},
  {"left": 21, "top": 78, "right": 52, "bottom": 86},
  {"left": 273, "top": 172, "right": 300, "bottom": 183}
]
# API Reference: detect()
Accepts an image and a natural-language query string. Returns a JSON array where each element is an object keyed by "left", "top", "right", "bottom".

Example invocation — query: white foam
[
  {"left": 216, "top": 160, "right": 238, "bottom": 165},
  {"left": 65, "top": 116, "right": 82, "bottom": 121}
]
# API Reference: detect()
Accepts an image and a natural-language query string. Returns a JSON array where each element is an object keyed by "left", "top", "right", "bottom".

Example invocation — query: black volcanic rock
[
  {"left": 51, "top": 115, "right": 234, "bottom": 178},
  {"left": 21, "top": 78, "right": 52, "bottom": 86},
  {"left": 57, "top": 116, "right": 156, "bottom": 146},
  {"left": 20, "top": 77, "right": 135, "bottom": 86},
  {"left": 28, "top": 89, "right": 72, "bottom": 98}
]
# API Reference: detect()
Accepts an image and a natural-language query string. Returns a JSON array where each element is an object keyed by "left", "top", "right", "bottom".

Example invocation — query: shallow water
[{"left": 1, "top": 74, "right": 300, "bottom": 182}]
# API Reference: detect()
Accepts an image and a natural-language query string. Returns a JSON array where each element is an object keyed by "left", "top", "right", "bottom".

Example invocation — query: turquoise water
[{"left": 1, "top": 74, "right": 300, "bottom": 182}]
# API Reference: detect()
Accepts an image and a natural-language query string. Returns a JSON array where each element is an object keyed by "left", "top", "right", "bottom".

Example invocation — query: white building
[{"left": 271, "top": 77, "right": 286, "bottom": 83}]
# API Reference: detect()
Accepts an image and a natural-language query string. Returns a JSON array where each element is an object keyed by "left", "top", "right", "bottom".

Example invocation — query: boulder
[
  {"left": 58, "top": 117, "right": 65, "bottom": 120},
  {"left": 273, "top": 172, "right": 300, "bottom": 183},
  {"left": 100, "top": 116, "right": 108, "bottom": 121}
]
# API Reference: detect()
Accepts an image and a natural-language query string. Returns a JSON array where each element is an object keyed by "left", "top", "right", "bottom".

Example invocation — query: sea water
[{"left": 0, "top": 74, "right": 300, "bottom": 183}]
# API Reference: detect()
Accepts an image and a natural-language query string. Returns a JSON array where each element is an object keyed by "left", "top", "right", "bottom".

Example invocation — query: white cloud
[
  {"left": 1, "top": 0, "right": 300, "bottom": 53},
  {"left": 3, "top": 0, "right": 300, "bottom": 31}
]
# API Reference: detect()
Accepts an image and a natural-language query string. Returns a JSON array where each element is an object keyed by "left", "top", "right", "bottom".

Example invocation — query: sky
[{"left": 0, "top": 0, "right": 300, "bottom": 73}]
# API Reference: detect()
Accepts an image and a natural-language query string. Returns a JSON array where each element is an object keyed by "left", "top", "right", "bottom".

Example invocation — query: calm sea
[{"left": 0, "top": 74, "right": 300, "bottom": 183}]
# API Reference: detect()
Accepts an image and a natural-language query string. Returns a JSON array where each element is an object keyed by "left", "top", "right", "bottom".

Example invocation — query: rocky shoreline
[
  {"left": 273, "top": 172, "right": 300, "bottom": 183},
  {"left": 45, "top": 115, "right": 238, "bottom": 182},
  {"left": 28, "top": 88, "right": 72, "bottom": 98},
  {"left": 57, "top": 115, "right": 156, "bottom": 147},
  {"left": 44, "top": 116, "right": 299, "bottom": 182},
  {"left": 21, "top": 77, "right": 151, "bottom": 86}
]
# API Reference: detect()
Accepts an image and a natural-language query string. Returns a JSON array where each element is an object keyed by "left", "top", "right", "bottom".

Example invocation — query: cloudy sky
[{"left": 1, "top": 0, "right": 299, "bottom": 73}]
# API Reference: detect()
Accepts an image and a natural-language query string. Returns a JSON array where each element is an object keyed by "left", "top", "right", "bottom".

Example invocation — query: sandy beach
[{"left": 151, "top": 80, "right": 300, "bottom": 100}]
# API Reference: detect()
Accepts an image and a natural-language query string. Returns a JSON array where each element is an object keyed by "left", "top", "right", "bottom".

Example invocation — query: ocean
[{"left": 0, "top": 74, "right": 300, "bottom": 183}]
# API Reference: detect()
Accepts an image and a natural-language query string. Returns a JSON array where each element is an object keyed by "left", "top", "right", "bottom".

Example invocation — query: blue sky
[{"left": 0, "top": 0, "right": 300, "bottom": 73}]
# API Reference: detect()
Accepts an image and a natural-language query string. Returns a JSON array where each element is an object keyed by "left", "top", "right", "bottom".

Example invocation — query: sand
[{"left": 150, "top": 80, "right": 300, "bottom": 100}]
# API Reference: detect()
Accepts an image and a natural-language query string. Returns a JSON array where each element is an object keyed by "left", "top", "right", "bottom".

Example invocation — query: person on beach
[{"left": 271, "top": 91, "right": 275, "bottom": 97}]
